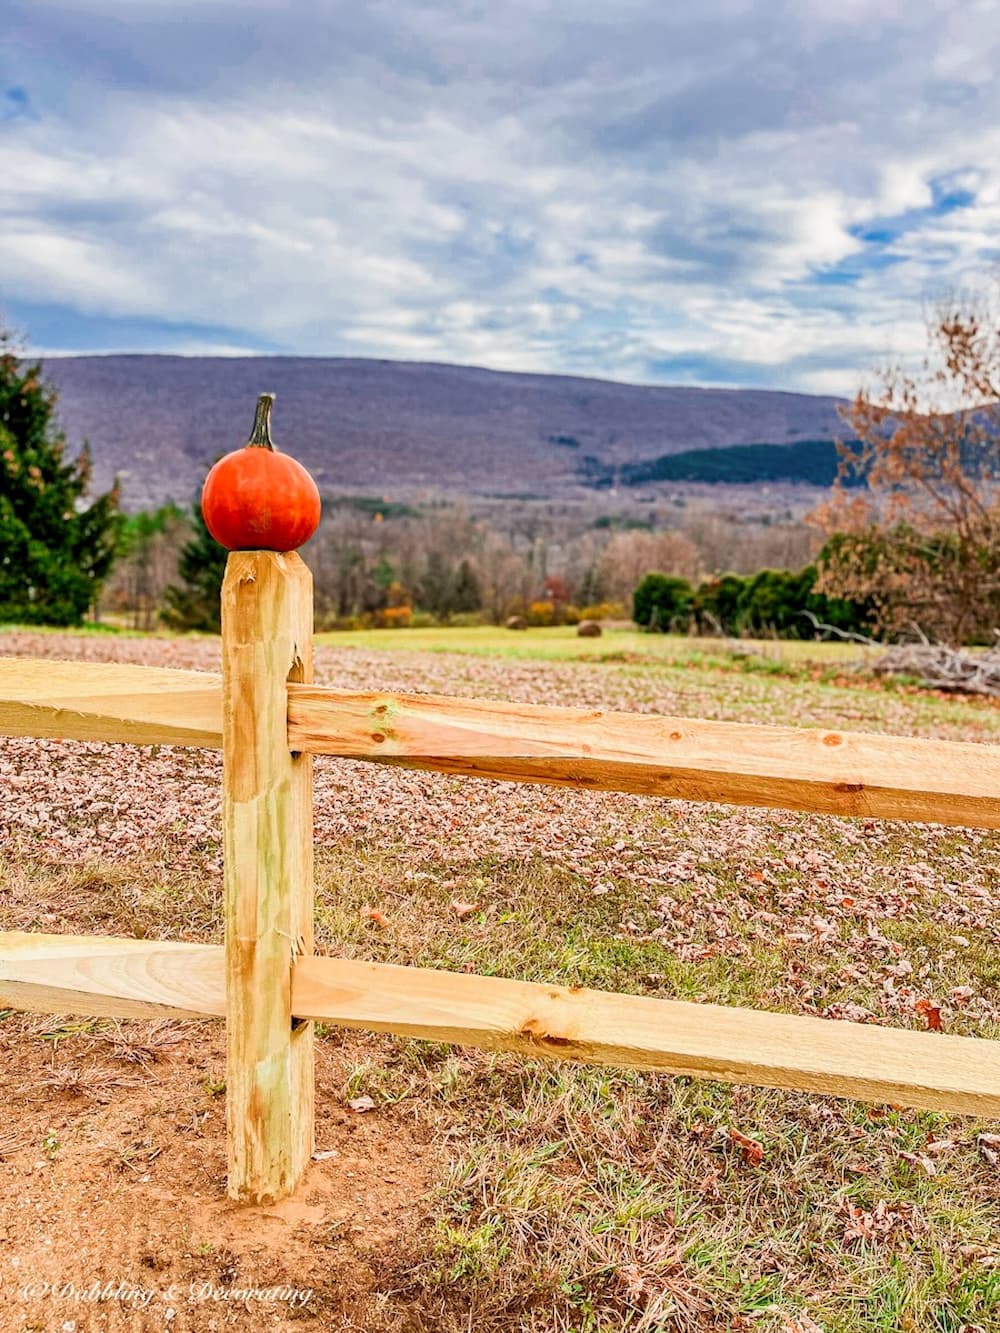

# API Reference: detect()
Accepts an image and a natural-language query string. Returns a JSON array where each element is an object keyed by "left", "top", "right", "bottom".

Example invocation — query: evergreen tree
[
  {"left": 161, "top": 503, "right": 228, "bottom": 632},
  {"left": 0, "top": 333, "right": 121, "bottom": 625},
  {"left": 632, "top": 573, "right": 694, "bottom": 632},
  {"left": 452, "top": 558, "right": 482, "bottom": 613}
]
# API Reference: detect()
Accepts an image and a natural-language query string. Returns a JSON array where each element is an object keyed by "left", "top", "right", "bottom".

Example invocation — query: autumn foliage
[{"left": 812, "top": 295, "right": 1000, "bottom": 645}]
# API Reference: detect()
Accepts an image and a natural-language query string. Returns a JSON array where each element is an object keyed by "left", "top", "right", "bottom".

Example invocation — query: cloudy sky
[{"left": 3, "top": 0, "right": 998, "bottom": 393}]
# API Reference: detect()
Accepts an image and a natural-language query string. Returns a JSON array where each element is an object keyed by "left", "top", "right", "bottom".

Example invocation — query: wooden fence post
[{"left": 221, "top": 550, "right": 315, "bottom": 1203}]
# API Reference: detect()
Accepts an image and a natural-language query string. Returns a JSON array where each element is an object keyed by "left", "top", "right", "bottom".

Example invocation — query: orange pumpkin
[{"left": 201, "top": 393, "right": 321, "bottom": 551}]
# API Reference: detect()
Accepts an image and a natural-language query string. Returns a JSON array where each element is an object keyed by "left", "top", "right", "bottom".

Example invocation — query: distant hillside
[
  {"left": 40, "top": 355, "right": 847, "bottom": 509},
  {"left": 601, "top": 438, "right": 860, "bottom": 488}
]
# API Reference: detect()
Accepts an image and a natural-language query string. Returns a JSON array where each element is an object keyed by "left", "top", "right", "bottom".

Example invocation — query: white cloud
[{"left": 2, "top": 0, "right": 1000, "bottom": 392}]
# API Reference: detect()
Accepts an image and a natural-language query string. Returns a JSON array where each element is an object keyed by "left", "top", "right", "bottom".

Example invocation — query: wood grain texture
[
  {"left": 222, "top": 551, "right": 315, "bottom": 1204},
  {"left": 293, "top": 954, "right": 1000, "bottom": 1117},
  {"left": 0, "top": 657, "right": 222, "bottom": 748},
  {"left": 4, "top": 932, "right": 997, "bottom": 1116},
  {"left": 0, "top": 931, "right": 224, "bottom": 1019},
  {"left": 287, "top": 685, "right": 1000, "bottom": 829},
  {"left": 3, "top": 658, "right": 995, "bottom": 828}
]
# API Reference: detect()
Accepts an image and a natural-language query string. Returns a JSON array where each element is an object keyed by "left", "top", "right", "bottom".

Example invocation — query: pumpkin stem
[{"left": 247, "top": 393, "right": 276, "bottom": 449}]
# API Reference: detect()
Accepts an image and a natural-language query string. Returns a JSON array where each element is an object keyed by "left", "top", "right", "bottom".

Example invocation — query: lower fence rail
[{"left": 3, "top": 930, "right": 999, "bottom": 1119}]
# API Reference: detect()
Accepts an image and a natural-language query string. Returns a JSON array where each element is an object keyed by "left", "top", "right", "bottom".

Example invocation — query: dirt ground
[{"left": 0, "top": 1018, "right": 435, "bottom": 1332}]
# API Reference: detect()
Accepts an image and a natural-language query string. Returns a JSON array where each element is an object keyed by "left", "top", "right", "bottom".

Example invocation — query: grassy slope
[{"left": 1, "top": 628, "right": 999, "bottom": 1332}]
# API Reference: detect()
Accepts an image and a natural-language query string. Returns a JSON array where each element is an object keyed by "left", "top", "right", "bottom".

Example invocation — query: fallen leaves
[
  {"left": 361, "top": 906, "right": 391, "bottom": 927},
  {"left": 3, "top": 627, "right": 1000, "bottom": 1333},
  {"left": 728, "top": 1128, "right": 765, "bottom": 1167},
  {"left": 914, "top": 998, "right": 943, "bottom": 1031},
  {"left": 698, "top": 1169, "right": 722, "bottom": 1200},
  {"left": 896, "top": 1135, "right": 961, "bottom": 1178},
  {"left": 782, "top": 1317, "right": 825, "bottom": 1333},
  {"left": 824, "top": 1002, "right": 877, "bottom": 1024},
  {"left": 897, "top": 1150, "right": 937, "bottom": 1177},
  {"left": 840, "top": 1199, "right": 912, "bottom": 1246},
  {"left": 449, "top": 900, "right": 479, "bottom": 920},
  {"left": 3, "top": 628, "right": 1000, "bottom": 1042}
]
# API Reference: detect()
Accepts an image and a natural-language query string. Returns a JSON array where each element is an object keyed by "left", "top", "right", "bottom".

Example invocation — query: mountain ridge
[{"left": 39, "top": 354, "right": 848, "bottom": 510}]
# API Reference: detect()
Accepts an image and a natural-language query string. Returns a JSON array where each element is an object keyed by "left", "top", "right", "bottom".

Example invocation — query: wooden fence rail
[
  {"left": 1, "top": 548, "right": 999, "bottom": 1204},
  {"left": 4, "top": 931, "right": 1000, "bottom": 1119},
  {"left": 3, "top": 660, "right": 999, "bottom": 829},
  {"left": 286, "top": 683, "right": 1000, "bottom": 828}
]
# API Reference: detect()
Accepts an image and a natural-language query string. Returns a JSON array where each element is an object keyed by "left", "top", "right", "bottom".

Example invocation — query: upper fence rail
[{"left": 2, "top": 656, "right": 999, "bottom": 829}]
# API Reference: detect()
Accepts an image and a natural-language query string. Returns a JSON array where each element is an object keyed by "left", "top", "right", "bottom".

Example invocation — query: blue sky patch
[
  {"left": 1, "top": 86, "right": 39, "bottom": 122},
  {"left": 10, "top": 303, "right": 278, "bottom": 358}
]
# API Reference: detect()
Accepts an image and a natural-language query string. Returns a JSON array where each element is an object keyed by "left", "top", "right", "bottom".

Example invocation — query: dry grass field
[{"left": 1, "top": 626, "right": 999, "bottom": 1332}]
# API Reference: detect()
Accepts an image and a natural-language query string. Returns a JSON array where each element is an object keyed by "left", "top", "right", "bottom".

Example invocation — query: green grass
[
  {"left": 0, "top": 618, "right": 145, "bottom": 637},
  {"left": 315, "top": 622, "right": 871, "bottom": 666},
  {"left": 0, "top": 617, "right": 223, "bottom": 640}
]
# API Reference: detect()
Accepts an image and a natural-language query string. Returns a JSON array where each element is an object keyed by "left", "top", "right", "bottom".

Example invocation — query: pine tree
[
  {"left": 452, "top": 558, "right": 482, "bottom": 613},
  {"left": 0, "top": 332, "right": 121, "bottom": 625},
  {"left": 161, "top": 503, "right": 228, "bottom": 632}
]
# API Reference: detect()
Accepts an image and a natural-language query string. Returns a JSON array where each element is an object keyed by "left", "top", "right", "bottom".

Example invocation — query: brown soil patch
[{"left": 0, "top": 1018, "right": 434, "bottom": 1332}]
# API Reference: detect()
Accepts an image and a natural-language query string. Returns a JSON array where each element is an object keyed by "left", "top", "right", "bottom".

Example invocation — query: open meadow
[
  {"left": 311, "top": 625, "right": 871, "bottom": 666},
  {"left": 1, "top": 626, "right": 999, "bottom": 1332}
]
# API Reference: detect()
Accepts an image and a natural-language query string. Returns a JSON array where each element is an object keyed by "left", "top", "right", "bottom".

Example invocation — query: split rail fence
[{"left": 1, "top": 550, "right": 999, "bottom": 1204}]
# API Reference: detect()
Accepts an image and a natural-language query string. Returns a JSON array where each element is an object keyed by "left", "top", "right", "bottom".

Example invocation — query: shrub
[
  {"left": 527, "top": 600, "right": 556, "bottom": 627},
  {"left": 636, "top": 566, "right": 871, "bottom": 640},
  {"left": 693, "top": 575, "right": 745, "bottom": 636},
  {"left": 375, "top": 604, "right": 413, "bottom": 628},
  {"left": 691, "top": 566, "right": 871, "bottom": 639},
  {"left": 579, "top": 601, "right": 625, "bottom": 622},
  {"left": 632, "top": 573, "right": 695, "bottom": 632}
]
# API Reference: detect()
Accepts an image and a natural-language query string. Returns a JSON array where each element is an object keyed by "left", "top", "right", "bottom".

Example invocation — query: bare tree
[
  {"left": 812, "top": 288, "right": 1000, "bottom": 644},
  {"left": 597, "top": 530, "right": 702, "bottom": 605},
  {"left": 100, "top": 506, "right": 189, "bottom": 629},
  {"left": 681, "top": 513, "right": 815, "bottom": 576}
]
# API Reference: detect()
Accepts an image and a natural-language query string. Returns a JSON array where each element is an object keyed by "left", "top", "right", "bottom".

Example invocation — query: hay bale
[{"left": 577, "top": 619, "right": 602, "bottom": 637}]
